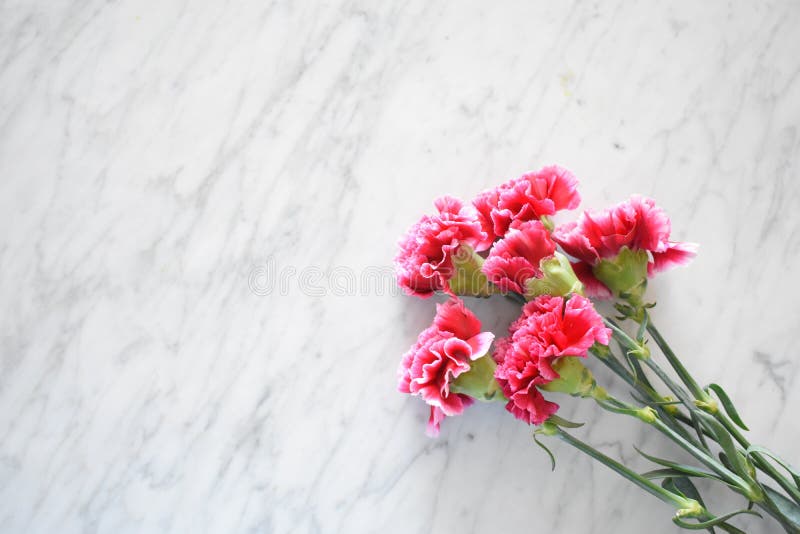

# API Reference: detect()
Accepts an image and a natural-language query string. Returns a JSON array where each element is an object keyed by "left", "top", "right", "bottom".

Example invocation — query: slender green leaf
[
  {"left": 634, "top": 446, "right": 722, "bottom": 481},
  {"left": 643, "top": 468, "right": 692, "bottom": 480},
  {"left": 597, "top": 399, "right": 641, "bottom": 418},
  {"left": 533, "top": 434, "right": 556, "bottom": 471},
  {"left": 706, "top": 384, "right": 749, "bottom": 431},
  {"left": 673, "top": 477, "right": 707, "bottom": 507},
  {"left": 673, "top": 510, "right": 761, "bottom": 530},
  {"left": 719, "top": 452, "right": 733, "bottom": 472},
  {"left": 556, "top": 429, "right": 687, "bottom": 509},
  {"left": 662, "top": 478, "right": 686, "bottom": 498},
  {"left": 764, "top": 485, "right": 800, "bottom": 530},
  {"left": 746, "top": 445, "right": 800, "bottom": 489},
  {"left": 695, "top": 411, "right": 751, "bottom": 481},
  {"left": 715, "top": 522, "right": 747, "bottom": 534},
  {"left": 547, "top": 414, "right": 585, "bottom": 429}
]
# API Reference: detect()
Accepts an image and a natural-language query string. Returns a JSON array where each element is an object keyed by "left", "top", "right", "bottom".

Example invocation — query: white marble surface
[{"left": 1, "top": 1, "right": 799, "bottom": 533}]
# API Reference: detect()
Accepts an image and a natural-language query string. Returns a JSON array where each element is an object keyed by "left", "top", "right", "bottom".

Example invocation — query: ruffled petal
[
  {"left": 649, "top": 241, "right": 698, "bottom": 275},
  {"left": 434, "top": 298, "right": 482, "bottom": 339},
  {"left": 467, "top": 332, "right": 495, "bottom": 360}
]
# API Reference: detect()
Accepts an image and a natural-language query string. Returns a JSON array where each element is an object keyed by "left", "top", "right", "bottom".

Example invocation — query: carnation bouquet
[{"left": 394, "top": 166, "right": 800, "bottom": 533}]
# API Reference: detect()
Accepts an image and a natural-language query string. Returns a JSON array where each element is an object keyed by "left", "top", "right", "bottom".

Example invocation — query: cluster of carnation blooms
[
  {"left": 393, "top": 166, "right": 800, "bottom": 533},
  {"left": 395, "top": 166, "right": 694, "bottom": 435}
]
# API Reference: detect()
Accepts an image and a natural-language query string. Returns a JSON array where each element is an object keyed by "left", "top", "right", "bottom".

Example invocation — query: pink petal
[
  {"left": 434, "top": 298, "right": 482, "bottom": 339},
  {"left": 427, "top": 406, "right": 445, "bottom": 437},
  {"left": 649, "top": 241, "right": 698, "bottom": 275},
  {"left": 467, "top": 332, "right": 495, "bottom": 359}
]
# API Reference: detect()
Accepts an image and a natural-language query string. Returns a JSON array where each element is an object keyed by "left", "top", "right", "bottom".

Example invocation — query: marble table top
[{"left": 1, "top": 1, "right": 799, "bottom": 533}]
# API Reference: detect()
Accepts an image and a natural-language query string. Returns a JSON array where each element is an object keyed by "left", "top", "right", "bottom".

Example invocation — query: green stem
[
  {"left": 604, "top": 324, "right": 710, "bottom": 446},
  {"left": 652, "top": 417, "right": 748, "bottom": 488},
  {"left": 638, "top": 355, "right": 709, "bottom": 447},
  {"left": 716, "top": 410, "right": 800, "bottom": 505},
  {"left": 610, "top": 329, "right": 711, "bottom": 448},
  {"left": 759, "top": 486, "right": 800, "bottom": 533},
  {"left": 644, "top": 314, "right": 707, "bottom": 401},
  {"left": 600, "top": 395, "right": 747, "bottom": 489},
  {"left": 592, "top": 345, "right": 701, "bottom": 447},
  {"left": 639, "top": 356, "right": 692, "bottom": 406},
  {"left": 553, "top": 427, "right": 698, "bottom": 511},
  {"left": 555, "top": 426, "right": 791, "bottom": 532},
  {"left": 640, "top": 313, "right": 800, "bottom": 529},
  {"left": 643, "top": 315, "right": 800, "bottom": 506}
]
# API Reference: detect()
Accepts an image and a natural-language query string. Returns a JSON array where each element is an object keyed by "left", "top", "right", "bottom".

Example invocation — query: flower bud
[
  {"left": 525, "top": 252, "right": 584, "bottom": 299},
  {"left": 694, "top": 398, "right": 718, "bottom": 414},
  {"left": 661, "top": 396, "right": 679, "bottom": 416},
  {"left": 675, "top": 499, "right": 704, "bottom": 519},
  {"left": 635, "top": 406, "right": 658, "bottom": 424}
]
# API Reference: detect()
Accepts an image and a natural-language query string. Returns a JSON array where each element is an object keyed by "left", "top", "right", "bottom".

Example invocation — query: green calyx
[
  {"left": 592, "top": 247, "right": 649, "bottom": 305},
  {"left": 590, "top": 344, "right": 612, "bottom": 360},
  {"left": 449, "top": 244, "right": 494, "bottom": 297},
  {"left": 540, "top": 357, "right": 601, "bottom": 399},
  {"left": 451, "top": 354, "right": 506, "bottom": 402},
  {"left": 525, "top": 252, "right": 584, "bottom": 299},
  {"left": 537, "top": 421, "right": 559, "bottom": 436}
]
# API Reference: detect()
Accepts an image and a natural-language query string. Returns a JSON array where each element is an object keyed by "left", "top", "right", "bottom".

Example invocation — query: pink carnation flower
[
  {"left": 494, "top": 295, "right": 610, "bottom": 425},
  {"left": 482, "top": 220, "right": 556, "bottom": 294},
  {"left": 473, "top": 165, "right": 581, "bottom": 240},
  {"left": 395, "top": 196, "right": 488, "bottom": 298},
  {"left": 553, "top": 195, "right": 697, "bottom": 296},
  {"left": 398, "top": 299, "right": 495, "bottom": 435}
]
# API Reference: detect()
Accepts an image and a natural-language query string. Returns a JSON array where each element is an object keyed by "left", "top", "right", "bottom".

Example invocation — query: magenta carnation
[
  {"left": 494, "top": 295, "right": 610, "bottom": 425},
  {"left": 553, "top": 195, "right": 697, "bottom": 296},
  {"left": 482, "top": 220, "right": 557, "bottom": 294},
  {"left": 395, "top": 196, "right": 488, "bottom": 298},
  {"left": 474, "top": 165, "right": 581, "bottom": 240},
  {"left": 398, "top": 298, "right": 495, "bottom": 435}
]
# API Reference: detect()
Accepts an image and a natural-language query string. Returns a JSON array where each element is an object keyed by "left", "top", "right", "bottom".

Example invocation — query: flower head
[
  {"left": 476, "top": 165, "right": 581, "bottom": 240},
  {"left": 553, "top": 195, "right": 697, "bottom": 297},
  {"left": 482, "top": 220, "right": 556, "bottom": 294},
  {"left": 395, "top": 197, "right": 488, "bottom": 298},
  {"left": 398, "top": 299, "right": 495, "bottom": 435},
  {"left": 494, "top": 295, "right": 610, "bottom": 425}
]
